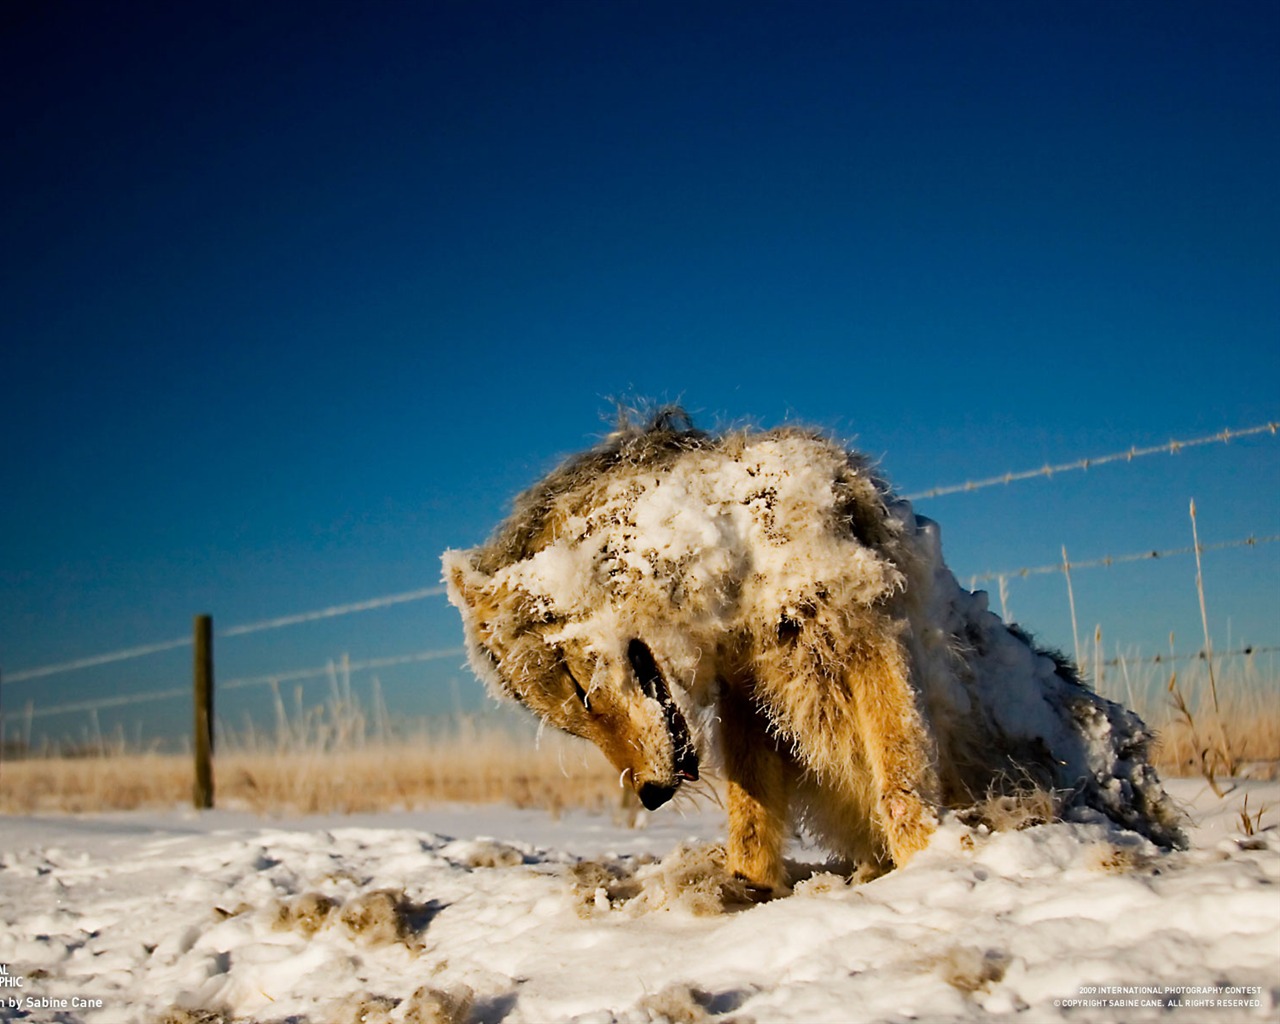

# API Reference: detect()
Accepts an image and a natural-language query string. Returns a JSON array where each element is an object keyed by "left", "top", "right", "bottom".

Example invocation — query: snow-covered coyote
[{"left": 444, "top": 409, "right": 1184, "bottom": 896}]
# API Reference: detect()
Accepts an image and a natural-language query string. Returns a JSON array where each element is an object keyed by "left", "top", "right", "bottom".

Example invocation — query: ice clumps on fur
[
  {"left": 904, "top": 519, "right": 1185, "bottom": 848},
  {"left": 475, "top": 431, "right": 905, "bottom": 690}
]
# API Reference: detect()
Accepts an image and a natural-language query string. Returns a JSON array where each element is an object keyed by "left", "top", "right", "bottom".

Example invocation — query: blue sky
[{"left": 2, "top": 1, "right": 1277, "bottom": 747}]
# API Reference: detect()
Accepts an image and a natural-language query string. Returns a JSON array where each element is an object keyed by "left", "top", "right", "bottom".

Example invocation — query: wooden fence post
[{"left": 193, "top": 614, "right": 214, "bottom": 809}]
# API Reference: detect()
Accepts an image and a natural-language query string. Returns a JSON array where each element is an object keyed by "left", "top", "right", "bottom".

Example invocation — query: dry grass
[
  {"left": 1147, "top": 700, "right": 1280, "bottom": 780},
  {"left": 4, "top": 705, "right": 1276, "bottom": 817},
  {"left": 0, "top": 727, "right": 626, "bottom": 816},
  {"left": 1098, "top": 648, "right": 1280, "bottom": 782},
  {"left": 4, "top": 649, "right": 1275, "bottom": 816}
]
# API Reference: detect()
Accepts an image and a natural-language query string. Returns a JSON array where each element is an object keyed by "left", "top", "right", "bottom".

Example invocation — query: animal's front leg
[
  {"left": 718, "top": 685, "right": 793, "bottom": 899},
  {"left": 848, "top": 631, "right": 941, "bottom": 867}
]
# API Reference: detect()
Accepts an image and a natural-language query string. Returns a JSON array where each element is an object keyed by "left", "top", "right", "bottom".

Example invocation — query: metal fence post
[{"left": 193, "top": 614, "right": 214, "bottom": 808}]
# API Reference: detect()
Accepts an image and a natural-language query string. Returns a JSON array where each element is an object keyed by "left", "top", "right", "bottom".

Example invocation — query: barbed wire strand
[
  {"left": 968, "top": 533, "right": 1280, "bottom": 586},
  {"left": 6, "top": 420, "right": 1277, "bottom": 684},
  {"left": 2, "top": 637, "right": 194, "bottom": 684},
  {"left": 220, "top": 585, "right": 447, "bottom": 638},
  {"left": 15, "top": 646, "right": 467, "bottom": 720},
  {"left": 17, "top": 687, "right": 192, "bottom": 720},
  {"left": 219, "top": 646, "right": 464, "bottom": 691},
  {"left": 3, "top": 585, "right": 448, "bottom": 685},
  {"left": 905, "top": 421, "right": 1278, "bottom": 501},
  {"left": 14, "top": 642, "right": 1274, "bottom": 723},
  {"left": 1096, "top": 644, "right": 1279, "bottom": 669},
  {"left": 8, "top": 526, "right": 1276, "bottom": 685}
]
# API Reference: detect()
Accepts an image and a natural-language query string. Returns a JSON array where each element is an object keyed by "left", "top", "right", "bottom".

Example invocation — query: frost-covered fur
[{"left": 443, "top": 410, "right": 1185, "bottom": 895}]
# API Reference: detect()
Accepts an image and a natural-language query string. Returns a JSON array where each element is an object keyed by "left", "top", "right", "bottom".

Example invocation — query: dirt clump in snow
[
  {"left": 401, "top": 983, "right": 476, "bottom": 1024},
  {"left": 332, "top": 991, "right": 399, "bottom": 1023},
  {"left": 442, "top": 837, "right": 526, "bottom": 868},
  {"left": 338, "top": 887, "right": 436, "bottom": 948},
  {"left": 630, "top": 981, "right": 715, "bottom": 1023},
  {"left": 937, "top": 945, "right": 1013, "bottom": 994},
  {"left": 571, "top": 843, "right": 753, "bottom": 917},
  {"left": 1085, "top": 839, "right": 1160, "bottom": 874},
  {"left": 155, "top": 1012, "right": 230, "bottom": 1024},
  {"left": 263, "top": 887, "right": 437, "bottom": 947},
  {"left": 271, "top": 890, "right": 340, "bottom": 935}
]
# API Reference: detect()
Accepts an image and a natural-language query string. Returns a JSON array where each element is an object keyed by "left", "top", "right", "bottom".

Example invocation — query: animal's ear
[
  {"left": 442, "top": 548, "right": 517, "bottom": 699},
  {"left": 442, "top": 547, "right": 517, "bottom": 660},
  {"left": 442, "top": 548, "right": 504, "bottom": 646},
  {"left": 442, "top": 548, "right": 488, "bottom": 614}
]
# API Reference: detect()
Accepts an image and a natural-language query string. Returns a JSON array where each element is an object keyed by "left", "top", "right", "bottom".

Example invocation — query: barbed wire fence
[
  {"left": 2, "top": 418, "right": 1277, "bottom": 758},
  {"left": 902, "top": 421, "right": 1277, "bottom": 501}
]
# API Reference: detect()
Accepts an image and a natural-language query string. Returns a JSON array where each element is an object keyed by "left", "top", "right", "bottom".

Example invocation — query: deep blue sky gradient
[{"left": 2, "top": 1, "right": 1277, "bottom": 746}]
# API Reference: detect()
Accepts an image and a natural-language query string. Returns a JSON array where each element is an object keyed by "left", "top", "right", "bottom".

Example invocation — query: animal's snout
[{"left": 638, "top": 782, "right": 677, "bottom": 810}]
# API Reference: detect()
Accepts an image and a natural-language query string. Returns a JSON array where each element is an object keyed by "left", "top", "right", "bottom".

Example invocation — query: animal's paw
[
  {"left": 731, "top": 873, "right": 788, "bottom": 903},
  {"left": 881, "top": 789, "right": 938, "bottom": 866}
]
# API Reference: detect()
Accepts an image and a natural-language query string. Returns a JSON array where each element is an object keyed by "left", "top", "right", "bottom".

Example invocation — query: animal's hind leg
[
  {"left": 718, "top": 685, "right": 794, "bottom": 898},
  {"left": 846, "top": 631, "right": 940, "bottom": 867}
]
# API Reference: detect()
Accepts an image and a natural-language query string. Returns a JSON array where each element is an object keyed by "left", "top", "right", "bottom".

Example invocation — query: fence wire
[
  {"left": 4, "top": 585, "right": 448, "bottom": 684},
  {"left": 4, "top": 418, "right": 1276, "bottom": 694},
  {"left": 968, "top": 532, "right": 1280, "bottom": 586},
  {"left": 219, "top": 586, "right": 447, "bottom": 638},
  {"left": 906, "top": 420, "right": 1278, "bottom": 501},
  {"left": 2, "top": 637, "right": 194, "bottom": 684},
  {"left": 17, "top": 646, "right": 467, "bottom": 720},
  {"left": 219, "top": 646, "right": 464, "bottom": 692},
  {"left": 1094, "top": 644, "right": 1279, "bottom": 670},
  {"left": 15, "top": 687, "right": 192, "bottom": 720},
  {"left": 15, "top": 641, "right": 1275, "bottom": 723}
]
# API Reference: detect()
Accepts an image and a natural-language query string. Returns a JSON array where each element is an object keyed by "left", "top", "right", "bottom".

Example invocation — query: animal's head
[{"left": 442, "top": 549, "right": 701, "bottom": 809}]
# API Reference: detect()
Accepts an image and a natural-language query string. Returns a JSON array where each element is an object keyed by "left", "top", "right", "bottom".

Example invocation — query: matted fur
[{"left": 443, "top": 409, "right": 1184, "bottom": 894}]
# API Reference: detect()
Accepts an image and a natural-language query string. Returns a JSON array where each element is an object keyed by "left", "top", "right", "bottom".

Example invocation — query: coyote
[{"left": 444, "top": 409, "right": 1184, "bottom": 896}]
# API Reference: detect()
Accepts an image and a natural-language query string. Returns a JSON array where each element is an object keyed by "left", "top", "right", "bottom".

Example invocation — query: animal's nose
[{"left": 638, "top": 783, "right": 676, "bottom": 810}]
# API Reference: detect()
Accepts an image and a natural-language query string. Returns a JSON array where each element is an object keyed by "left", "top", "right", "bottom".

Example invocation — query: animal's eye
[
  {"left": 627, "top": 639, "right": 663, "bottom": 702},
  {"left": 566, "top": 668, "right": 592, "bottom": 712}
]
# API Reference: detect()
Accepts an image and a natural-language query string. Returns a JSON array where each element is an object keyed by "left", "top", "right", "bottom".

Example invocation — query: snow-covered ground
[{"left": 1, "top": 778, "right": 1276, "bottom": 1024}]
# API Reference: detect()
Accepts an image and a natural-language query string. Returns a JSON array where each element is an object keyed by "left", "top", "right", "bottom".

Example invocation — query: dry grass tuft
[{"left": 957, "top": 785, "right": 1061, "bottom": 832}]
